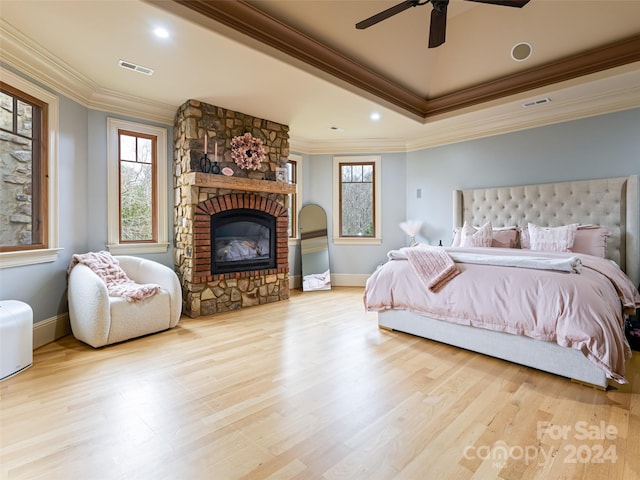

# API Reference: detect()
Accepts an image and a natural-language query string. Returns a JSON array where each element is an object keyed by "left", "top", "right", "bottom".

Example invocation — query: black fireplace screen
[{"left": 211, "top": 209, "right": 276, "bottom": 274}]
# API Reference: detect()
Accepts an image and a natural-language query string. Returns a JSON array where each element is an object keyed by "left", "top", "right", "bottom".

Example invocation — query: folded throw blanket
[
  {"left": 405, "top": 246, "right": 461, "bottom": 292},
  {"left": 388, "top": 246, "right": 582, "bottom": 274},
  {"left": 68, "top": 251, "right": 160, "bottom": 302},
  {"left": 447, "top": 251, "right": 583, "bottom": 274}
]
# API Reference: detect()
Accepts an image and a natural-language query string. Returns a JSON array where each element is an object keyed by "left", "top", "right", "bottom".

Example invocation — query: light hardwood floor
[{"left": 1, "top": 287, "right": 639, "bottom": 480}]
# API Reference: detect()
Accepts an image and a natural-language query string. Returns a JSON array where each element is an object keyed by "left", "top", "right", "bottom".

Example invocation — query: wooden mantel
[{"left": 185, "top": 172, "right": 297, "bottom": 194}]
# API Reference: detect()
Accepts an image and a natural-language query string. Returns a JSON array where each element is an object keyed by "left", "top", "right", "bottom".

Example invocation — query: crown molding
[
  {"left": 289, "top": 136, "right": 408, "bottom": 155},
  {"left": 2, "top": 16, "right": 638, "bottom": 156},
  {"left": 172, "top": 1, "right": 640, "bottom": 123},
  {"left": 170, "top": 0, "right": 428, "bottom": 119},
  {"left": 290, "top": 64, "right": 640, "bottom": 154},
  {"left": 407, "top": 67, "right": 640, "bottom": 151},
  {"left": 0, "top": 21, "right": 175, "bottom": 125}
]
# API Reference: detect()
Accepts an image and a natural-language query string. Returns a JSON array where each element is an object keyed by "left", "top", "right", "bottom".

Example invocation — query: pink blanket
[
  {"left": 405, "top": 246, "right": 460, "bottom": 292},
  {"left": 68, "top": 251, "right": 160, "bottom": 302},
  {"left": 365, "top": 246, "right": 640, "bottom": 383}
]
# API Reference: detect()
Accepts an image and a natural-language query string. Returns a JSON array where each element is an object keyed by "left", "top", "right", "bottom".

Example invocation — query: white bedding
[{"left": 388, "top": 245, "right": 584, "bottom": 273}]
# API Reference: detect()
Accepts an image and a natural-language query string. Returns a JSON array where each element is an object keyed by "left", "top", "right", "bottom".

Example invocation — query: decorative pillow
[
  {"left": 528, "top": 222, "right": 578, "bottom": 252},
  {"left": 452, "top": 225, "right": 517, "bottom": 248},
  {"left": 570, "top": 225, "right": 611, "bottom": 258},
  {"left": 491, "top": 227, "right": 519, "bottom": 249},
  {"left": 519, "top": 225, "right": 531, "bottom": 249},
  {"left": 460, "top": 221, "right": 493, "bottom": 248}
]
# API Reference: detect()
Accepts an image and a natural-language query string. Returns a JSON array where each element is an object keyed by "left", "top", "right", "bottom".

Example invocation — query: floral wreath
[{"left": 230, "top": 133, "right": 266, "bottom": 170}]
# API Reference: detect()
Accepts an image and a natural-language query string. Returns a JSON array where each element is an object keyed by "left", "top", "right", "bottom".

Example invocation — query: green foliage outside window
[{"left": 119, "top": 133, "right": 154, "bottom": 242}]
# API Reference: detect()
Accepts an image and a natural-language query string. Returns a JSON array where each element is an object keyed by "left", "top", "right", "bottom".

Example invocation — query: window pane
[
  {"left": 352, "top": 165, "right": 362, "bottom": 182},
  {"left": 120, "top": 134, "right": 136, "bottom": 161},
  {"left": 120, "top": 161, "right": 153, "bottom": 241},
  {"left": 0, "top": 92, "right": 13, "bottom": 131},
  {"left": 341, "top": 165, "right": 351, "bottom": 183},
  {"left": 363, "top": 165, "right": 373, "bottom": 182},
  {"left": 138, "top": 137, "right": 152, "bottom": 163},
  {"left": 0, "top": 132, "right": 33, "bottom": 247},
  {"left": 287, "top": 159, "right": 297, "bottom": 237},
  {"left": 16, "top": 100, "right": 32, "bottom": 138},
  {"left": 341, "top": 181, "right": 373, "bottom": 236},
  {"left": 0, "top": 85, "right": 44, "bottom": 252}
]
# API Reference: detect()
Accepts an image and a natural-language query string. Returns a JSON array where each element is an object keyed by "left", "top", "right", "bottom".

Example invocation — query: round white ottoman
[{"left": 0, "top": 300, "right": 33, "bottom": 381}]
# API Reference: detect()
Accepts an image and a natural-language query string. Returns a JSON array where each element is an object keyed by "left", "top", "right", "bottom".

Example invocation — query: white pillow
[
  {"left": 460, "top": 221, "right": 493, "bottom": 248},
  {"left": 528, "top": 222, "right": 578, "bottom": 252}
]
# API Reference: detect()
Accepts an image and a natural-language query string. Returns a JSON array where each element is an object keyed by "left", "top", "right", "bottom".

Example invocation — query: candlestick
[
  {"left": 214, "top": 142, "right": 218, "bottom": 160},
  {"left": 204, "top": 134, "right": 208, "bottom": 154}
]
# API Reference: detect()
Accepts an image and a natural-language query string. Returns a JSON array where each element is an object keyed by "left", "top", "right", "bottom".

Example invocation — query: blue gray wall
[
  {"left": 406, "top": 108, "right": 640, "bottom": 246},
  {"left": 301, "top": 108, "right": 639, "bottom": 278},
  {"left": 0, "top": 69, "right": 173, "bottom": 325}
]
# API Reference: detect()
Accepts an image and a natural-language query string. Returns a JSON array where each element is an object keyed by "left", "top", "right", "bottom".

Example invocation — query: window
[
  {"left": 107, "top": 118, "right": 168, "bottom": 254},
  {"left": 118, "top": 130, "right": 157, "bottom": 242},
  {"left": 286, "top": 156, "right": 298, "bottom": 238},
  {"left": 332, "top": 155, "right": 381, "bottom": 245},
  {"left": 286, "top": 153, "right": 302, "bottom": 242},
  {"left": 0, "top": 67, "right": 60, "bottom": 268}
]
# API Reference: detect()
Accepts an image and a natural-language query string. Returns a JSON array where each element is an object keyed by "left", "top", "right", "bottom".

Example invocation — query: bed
[{"left": 364, "top": 176, "right": 640, "bottom": 389}]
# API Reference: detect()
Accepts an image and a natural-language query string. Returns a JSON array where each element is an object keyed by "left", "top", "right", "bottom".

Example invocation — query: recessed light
[
  {"left": 370, "top": 112, "right": 381, "bottom": 121},
  {"left": 153, "top": 27, "right": 170, "bottom": 39}
]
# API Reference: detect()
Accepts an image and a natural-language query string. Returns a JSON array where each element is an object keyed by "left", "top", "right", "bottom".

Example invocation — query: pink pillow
[
  {"left": 570, "top": 225, "right": 610, "bottom": 258},
  {"left": 460, "top": 221, "right": 493, "bottom": 247},
  {"left": 491, "top": 228, "right": 519, "bottom": 248},
  {"left": 528, "top": 223, "right": 578, "bottom": 252},
  {"left": 452, "top": 225, "right": 517, "bottom": 248}
]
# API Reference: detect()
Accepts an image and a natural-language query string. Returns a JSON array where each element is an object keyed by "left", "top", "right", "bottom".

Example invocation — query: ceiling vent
[
  {"left": 522, "top": 97, "right": 551, "bottom": 108},
  {"left": 118, "top": 59, "right": 154, "bottom": 76}
]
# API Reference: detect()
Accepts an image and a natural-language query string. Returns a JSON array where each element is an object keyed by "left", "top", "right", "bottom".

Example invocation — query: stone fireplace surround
[
  {"left": 182, "top": 174, "right": 294, "bottom": 317},
  {"left": 173, "top": 100, "right": 296, "bottom": 318}
]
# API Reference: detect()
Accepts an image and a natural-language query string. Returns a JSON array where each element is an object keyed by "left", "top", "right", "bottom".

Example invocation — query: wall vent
[
  {"left": 118, "top": 59, "right": 154, "bottom": 76},
  {"left": 522, "top": 97, "right": 551, "bottom": 108}
]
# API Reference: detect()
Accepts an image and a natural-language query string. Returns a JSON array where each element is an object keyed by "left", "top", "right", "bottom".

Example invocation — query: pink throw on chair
[{"left": 68, "top": 251, "right": 160, "bottom": 302}]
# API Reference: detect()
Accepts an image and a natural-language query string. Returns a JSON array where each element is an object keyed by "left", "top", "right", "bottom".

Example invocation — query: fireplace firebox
[{"left": 211, "top": 209, "right": 276, "bottom": 275}]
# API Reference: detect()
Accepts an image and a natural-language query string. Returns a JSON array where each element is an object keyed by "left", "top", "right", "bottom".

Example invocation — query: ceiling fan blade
[
  {"left": 428, "top": 1, "right": 448, "bottom": 48},
  {"left": 465, "top": 0, "right": 530, "bottom": 7},
  {"left": 356, "top": 0, "right": 419, "bottom": 29}
]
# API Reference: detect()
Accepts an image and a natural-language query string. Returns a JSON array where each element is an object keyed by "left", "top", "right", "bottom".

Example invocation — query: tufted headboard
[{"left": 453, "top": 176, "right": 639, "bottom": 285}]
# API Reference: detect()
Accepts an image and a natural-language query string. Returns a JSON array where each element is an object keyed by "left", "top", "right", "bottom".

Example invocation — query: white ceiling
[{"left": 1, "top": 0, "right": 639, "bottom": 153}]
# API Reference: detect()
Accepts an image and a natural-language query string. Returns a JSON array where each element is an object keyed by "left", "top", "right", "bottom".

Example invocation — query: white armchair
[{"left": 68, "top": 255, "right": 182, "bottom": 348}]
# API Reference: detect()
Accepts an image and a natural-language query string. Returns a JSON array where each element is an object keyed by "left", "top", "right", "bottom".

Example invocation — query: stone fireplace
[{"left": 173, "top": 100, "right": 296, "bottom": 318}]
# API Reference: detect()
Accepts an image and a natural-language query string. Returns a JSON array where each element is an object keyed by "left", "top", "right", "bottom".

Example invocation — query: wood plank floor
[{"left": 1, "top": 287, "right": 639, "bottom": 479}]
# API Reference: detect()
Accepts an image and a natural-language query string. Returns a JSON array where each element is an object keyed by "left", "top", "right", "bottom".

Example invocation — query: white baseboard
[
  {"left": 33, "top": 313, "right": 71, "bottom": 349},
  {"left": 289, "top": 274, "right": 301, "bottom": 289},
  {"left": 292, "top": 273, "right": 370, "bottom": 289},
  {"left": 330, "top": 273, "right": 370, "bottom": 287},
  {"left": 30, "top": 275, "right": 369, "bottom": 349}
]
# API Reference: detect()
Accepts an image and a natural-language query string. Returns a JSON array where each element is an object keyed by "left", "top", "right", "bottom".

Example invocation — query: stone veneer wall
[
  {"left": 173, "top": 99, "right": 291, "bottom": 317},
  {"left": 174, "top": 99, "right": 290, "bottom": 180}
]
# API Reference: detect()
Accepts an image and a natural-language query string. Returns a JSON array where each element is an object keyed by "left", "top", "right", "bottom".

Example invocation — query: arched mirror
[{"left": 299, "top": 204, "right": 331, "bottom": 291}]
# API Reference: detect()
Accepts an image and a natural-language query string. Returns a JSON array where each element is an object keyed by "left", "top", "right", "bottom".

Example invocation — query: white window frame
[
  {"left": 0, "top": 67, "right": 61, "bottom": 268},
  {"left": 288, "top": 153, "right": 303, "bottom": 244},
  {"left": 107, "top": 118, "right": 168, "bottom": 254},
  {"left": 332, "top": 155, "right": 382, "bottom": 245}
]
